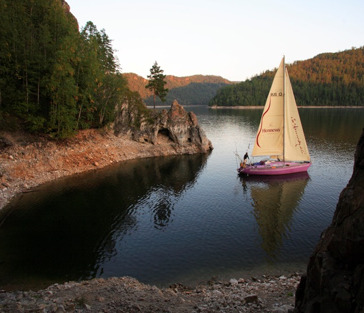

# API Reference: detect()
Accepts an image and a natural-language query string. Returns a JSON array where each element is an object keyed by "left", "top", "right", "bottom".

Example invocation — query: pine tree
[
  {"left": 145, "top": 61, "right": 168, "bottom": 109},
  {"left": 78, "top": 21, "right": 127, "bottom": 128}
]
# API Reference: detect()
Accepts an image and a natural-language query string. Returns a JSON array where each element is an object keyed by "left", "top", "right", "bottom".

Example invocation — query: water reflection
[
  {"left": 298, "top": 108, "right": 364, "bottom": 144},
  {"left": 241, "top": 172, "right": 310, "bottom": 259},
  {"left": 0, "top": 107, "right": 362, "bottom": 291},
  {"left": 0, "top": 153, "right": 208, "bottom": 290}
]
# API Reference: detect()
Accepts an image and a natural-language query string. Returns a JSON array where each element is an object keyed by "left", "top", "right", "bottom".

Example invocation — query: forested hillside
[
  {"left": 210, "top": 47, "right": 364, "bottom": 107},
  {"left": 0, "top": 0, "right": 143, "bottom": 138},
  {"left": 144, "top": 82, "right": 229, "bottom": 106},
  {"left": 125, "top": 73, "right": 231, "bottom": 105}
]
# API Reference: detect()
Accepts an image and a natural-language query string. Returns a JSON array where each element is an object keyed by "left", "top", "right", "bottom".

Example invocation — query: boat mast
[{"left": 283, "top": 56, "right": 286, "bottom": 162}]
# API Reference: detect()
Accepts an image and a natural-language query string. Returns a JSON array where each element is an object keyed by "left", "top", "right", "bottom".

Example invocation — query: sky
[{"left": 66, "top": 0, "right": 364, "bottom": 82}]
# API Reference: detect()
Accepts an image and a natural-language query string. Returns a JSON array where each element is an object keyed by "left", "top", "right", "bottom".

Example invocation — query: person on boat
[
  {"left": 240, "top": 152, "right": 249, "bottom": 168},
  {"left": 244, "top": 152, "right": 249, "bottom": 162}
]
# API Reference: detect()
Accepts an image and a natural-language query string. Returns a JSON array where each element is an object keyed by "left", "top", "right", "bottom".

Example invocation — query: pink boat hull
[{"left": 238, "top": 161, "right": 311, "bottom": 176}]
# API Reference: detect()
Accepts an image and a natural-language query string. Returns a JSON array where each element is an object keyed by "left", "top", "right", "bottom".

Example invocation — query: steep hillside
[
  {"left": 210, "top": 47, "right": 364, "bottom": 107},
  {"left": 123, "top": 73, "right": 152, "bottom": 99},
  {"left": 124, "top": 73, "right": 232, "bottom": 105}
]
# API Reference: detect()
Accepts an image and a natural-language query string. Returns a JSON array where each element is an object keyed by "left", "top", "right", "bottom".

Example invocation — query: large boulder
[{"left": 294, "top": 129, "right": 364, "bottom": 313}]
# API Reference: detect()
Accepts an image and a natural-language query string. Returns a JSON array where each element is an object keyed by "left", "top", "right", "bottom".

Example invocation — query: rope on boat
[{"left": 234, "top": 144, "right": 243, "bottom": 168}]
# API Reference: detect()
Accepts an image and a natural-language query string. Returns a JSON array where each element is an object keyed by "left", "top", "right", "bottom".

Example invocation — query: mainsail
[{"left": 252, "top": 58, "right": 310, "bottom": 162}]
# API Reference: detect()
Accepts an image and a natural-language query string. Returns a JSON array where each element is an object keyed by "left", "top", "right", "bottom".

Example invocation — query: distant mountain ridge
[
  {"left": 210, "top": 47, "right": 364, "bottom": 107},
  {"left": 124, "top": 73, "right": 232, "bottom": 105}
]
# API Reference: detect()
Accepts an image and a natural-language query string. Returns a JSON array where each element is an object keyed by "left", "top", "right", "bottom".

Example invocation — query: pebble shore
[{"left": 0, "top": 274, "right": 301, "bottom": 313}]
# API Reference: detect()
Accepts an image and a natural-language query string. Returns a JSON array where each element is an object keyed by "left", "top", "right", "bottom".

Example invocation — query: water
[{"left": 0, "top": 107, "right": 363, "bottom": 290}]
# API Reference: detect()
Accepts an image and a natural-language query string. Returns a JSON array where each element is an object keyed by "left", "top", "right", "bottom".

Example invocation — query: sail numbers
[{"left": 270, "top": 92, "right": 283, "bottom": 97}]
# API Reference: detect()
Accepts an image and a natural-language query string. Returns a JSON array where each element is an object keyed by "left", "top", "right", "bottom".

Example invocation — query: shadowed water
[{"left": 0, "top": 107, "right": 363, "bottom": 290}]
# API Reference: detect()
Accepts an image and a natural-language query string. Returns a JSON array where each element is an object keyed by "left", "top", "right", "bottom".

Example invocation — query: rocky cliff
[
  {"left": 294, "top": 129, "right": 364, "bottom": 313},
  {"left": 114, "top": 99, "right": 212, "bottom": 153},
  {"left": 0, "top": 101, "right": 212, "bottom": 210}
]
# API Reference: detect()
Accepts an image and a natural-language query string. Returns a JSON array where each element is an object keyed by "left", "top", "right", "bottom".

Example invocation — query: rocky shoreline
[
  {"left": 0, "top": 101, "right": 213, "bottom": 211},
  {"left": 0, "top": 274, "right": 301, "bottom": 313},
  {"left": 0, "top": 129, "right": 205, "bottom": 210}
]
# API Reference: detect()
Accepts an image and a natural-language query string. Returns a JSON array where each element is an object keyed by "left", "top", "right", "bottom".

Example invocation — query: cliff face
[{"left": 294, "top": 129, "right": 364, "bottom": 313}]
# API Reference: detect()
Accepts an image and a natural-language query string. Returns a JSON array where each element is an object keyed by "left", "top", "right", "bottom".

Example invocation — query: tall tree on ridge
[{"left": 145, "top": 61, "right": 168, "bottom": 109}]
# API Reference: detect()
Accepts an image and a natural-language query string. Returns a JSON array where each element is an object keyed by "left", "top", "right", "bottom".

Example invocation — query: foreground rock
[
  {"left": 0, "top": 101, "right": 212, "bottom": 210},
  {"left": 294, "top": 129, "right": 364, "bottom": 313},
  {"left": 0, "top": 274, "right": 301, "bottom": 313}
]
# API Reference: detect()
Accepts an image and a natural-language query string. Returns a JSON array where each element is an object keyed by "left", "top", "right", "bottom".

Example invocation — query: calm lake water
[{"left": 0, "top": 107, "right": 363, "bottom": 290}]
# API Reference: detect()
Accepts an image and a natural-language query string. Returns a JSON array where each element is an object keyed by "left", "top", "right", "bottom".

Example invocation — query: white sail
[
  {"left": 252, "top": 58, "right": 310, "bottom": 162},
  {"left": 252, "top": 59, "right": 284, "bottom": 157},
  {"left": 284, "top": 68, "right": 310, "bottom": 161}
]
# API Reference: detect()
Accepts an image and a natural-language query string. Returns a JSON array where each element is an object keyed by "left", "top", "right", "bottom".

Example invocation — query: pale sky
[{"left": 66, "top": 0, "right": 363, "bottom": 81}]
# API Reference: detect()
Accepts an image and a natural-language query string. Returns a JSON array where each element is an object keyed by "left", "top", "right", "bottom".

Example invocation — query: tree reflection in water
[
  {"left": 151, "top": 191, "right": 173, "bottom": 229},
  {"left": 0, "top": 153, "right": 209, "bottom": 290}
]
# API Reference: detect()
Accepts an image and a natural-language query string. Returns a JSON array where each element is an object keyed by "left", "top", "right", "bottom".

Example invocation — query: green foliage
[
  {"left": 210, "top": 76, "right": 272, "bottom": 107},
  {"left": 77, "top": 22, "right": 128, "bottom": 129},
  {"left": 126, "top": 89, "right": 157, "bottom": 127},
  {"left": 0, "top": 0, "right": 129, "bottom": 138},
  {"left": 145, "top": 61, "right": 169, "bottom": 108},
  {"left": 210, "top": 47, "right": 364, "bottom": 107}
]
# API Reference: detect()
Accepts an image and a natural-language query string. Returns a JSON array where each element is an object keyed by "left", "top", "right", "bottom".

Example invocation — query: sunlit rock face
[
  {"left": 294, "top": 129, "right": 364, "bottom": 313},
  {"left": 115, "top": 99, "right": 213, "bottom": 154}
]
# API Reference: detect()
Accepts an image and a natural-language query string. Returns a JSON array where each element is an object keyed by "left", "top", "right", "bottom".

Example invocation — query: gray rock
[
  {"left": 114, "top": 99, "right": 213, "bottom": 153},
  {"left": 295, "top": 129, "right": 364, "bottom": 313},
  {"left": 229, "top": 278, "right": 239, "bottom": 286},
  {"left": 243, "top": 294, "right": 258, "bottom": 304}
]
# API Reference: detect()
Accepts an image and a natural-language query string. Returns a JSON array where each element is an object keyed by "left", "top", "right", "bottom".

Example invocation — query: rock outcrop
[
  {"left": 114, "top": 99, "right": 213, "bottom": 153},
  {"left": 294, "top": 129, "right": 364, "bottom": 313}
]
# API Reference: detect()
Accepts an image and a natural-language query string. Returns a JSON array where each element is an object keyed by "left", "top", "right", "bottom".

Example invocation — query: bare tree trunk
[
  {"left": 77, "top": 104, "right": 83, "bottom": 129},
  {"left": 37, "top": 80, "right": 40, "bottom": 105},
  {"left": 25, "top": 69, "right": 29, "bottom": 107}
]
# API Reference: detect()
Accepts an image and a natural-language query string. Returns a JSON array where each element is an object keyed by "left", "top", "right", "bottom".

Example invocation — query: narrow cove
[{"left": 0, "top": 107, "right": 363, "bottom": 291}]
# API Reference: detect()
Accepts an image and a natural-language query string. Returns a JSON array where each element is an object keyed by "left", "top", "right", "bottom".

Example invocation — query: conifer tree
[
  {"left": 145, "top": 61, "right": 168, "bottom": 109},
  {"left": 0, "top": 1, "right": 128, "bottom": 137}
]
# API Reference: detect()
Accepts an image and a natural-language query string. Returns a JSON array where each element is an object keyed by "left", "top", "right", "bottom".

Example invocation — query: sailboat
[{"left": 238, "top": 57, "right": 311, "bottom": 176}]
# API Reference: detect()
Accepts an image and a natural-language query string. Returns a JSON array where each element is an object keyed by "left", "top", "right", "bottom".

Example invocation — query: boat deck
[{"left": 238, "top": 161, "right": 311, "bottom": 176}]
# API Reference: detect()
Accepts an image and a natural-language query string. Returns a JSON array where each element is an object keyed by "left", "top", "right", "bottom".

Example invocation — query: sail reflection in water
[
  {"left": 0, "top": 154, "right": 208, "bottom": 290},
  {"left": 241, "top": 172, "right": 310, "bottom": 259}
]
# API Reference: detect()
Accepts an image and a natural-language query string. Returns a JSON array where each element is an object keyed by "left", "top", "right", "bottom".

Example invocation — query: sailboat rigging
[{"left": 238, "top": 57, "right": 311, "bottom": 176}]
